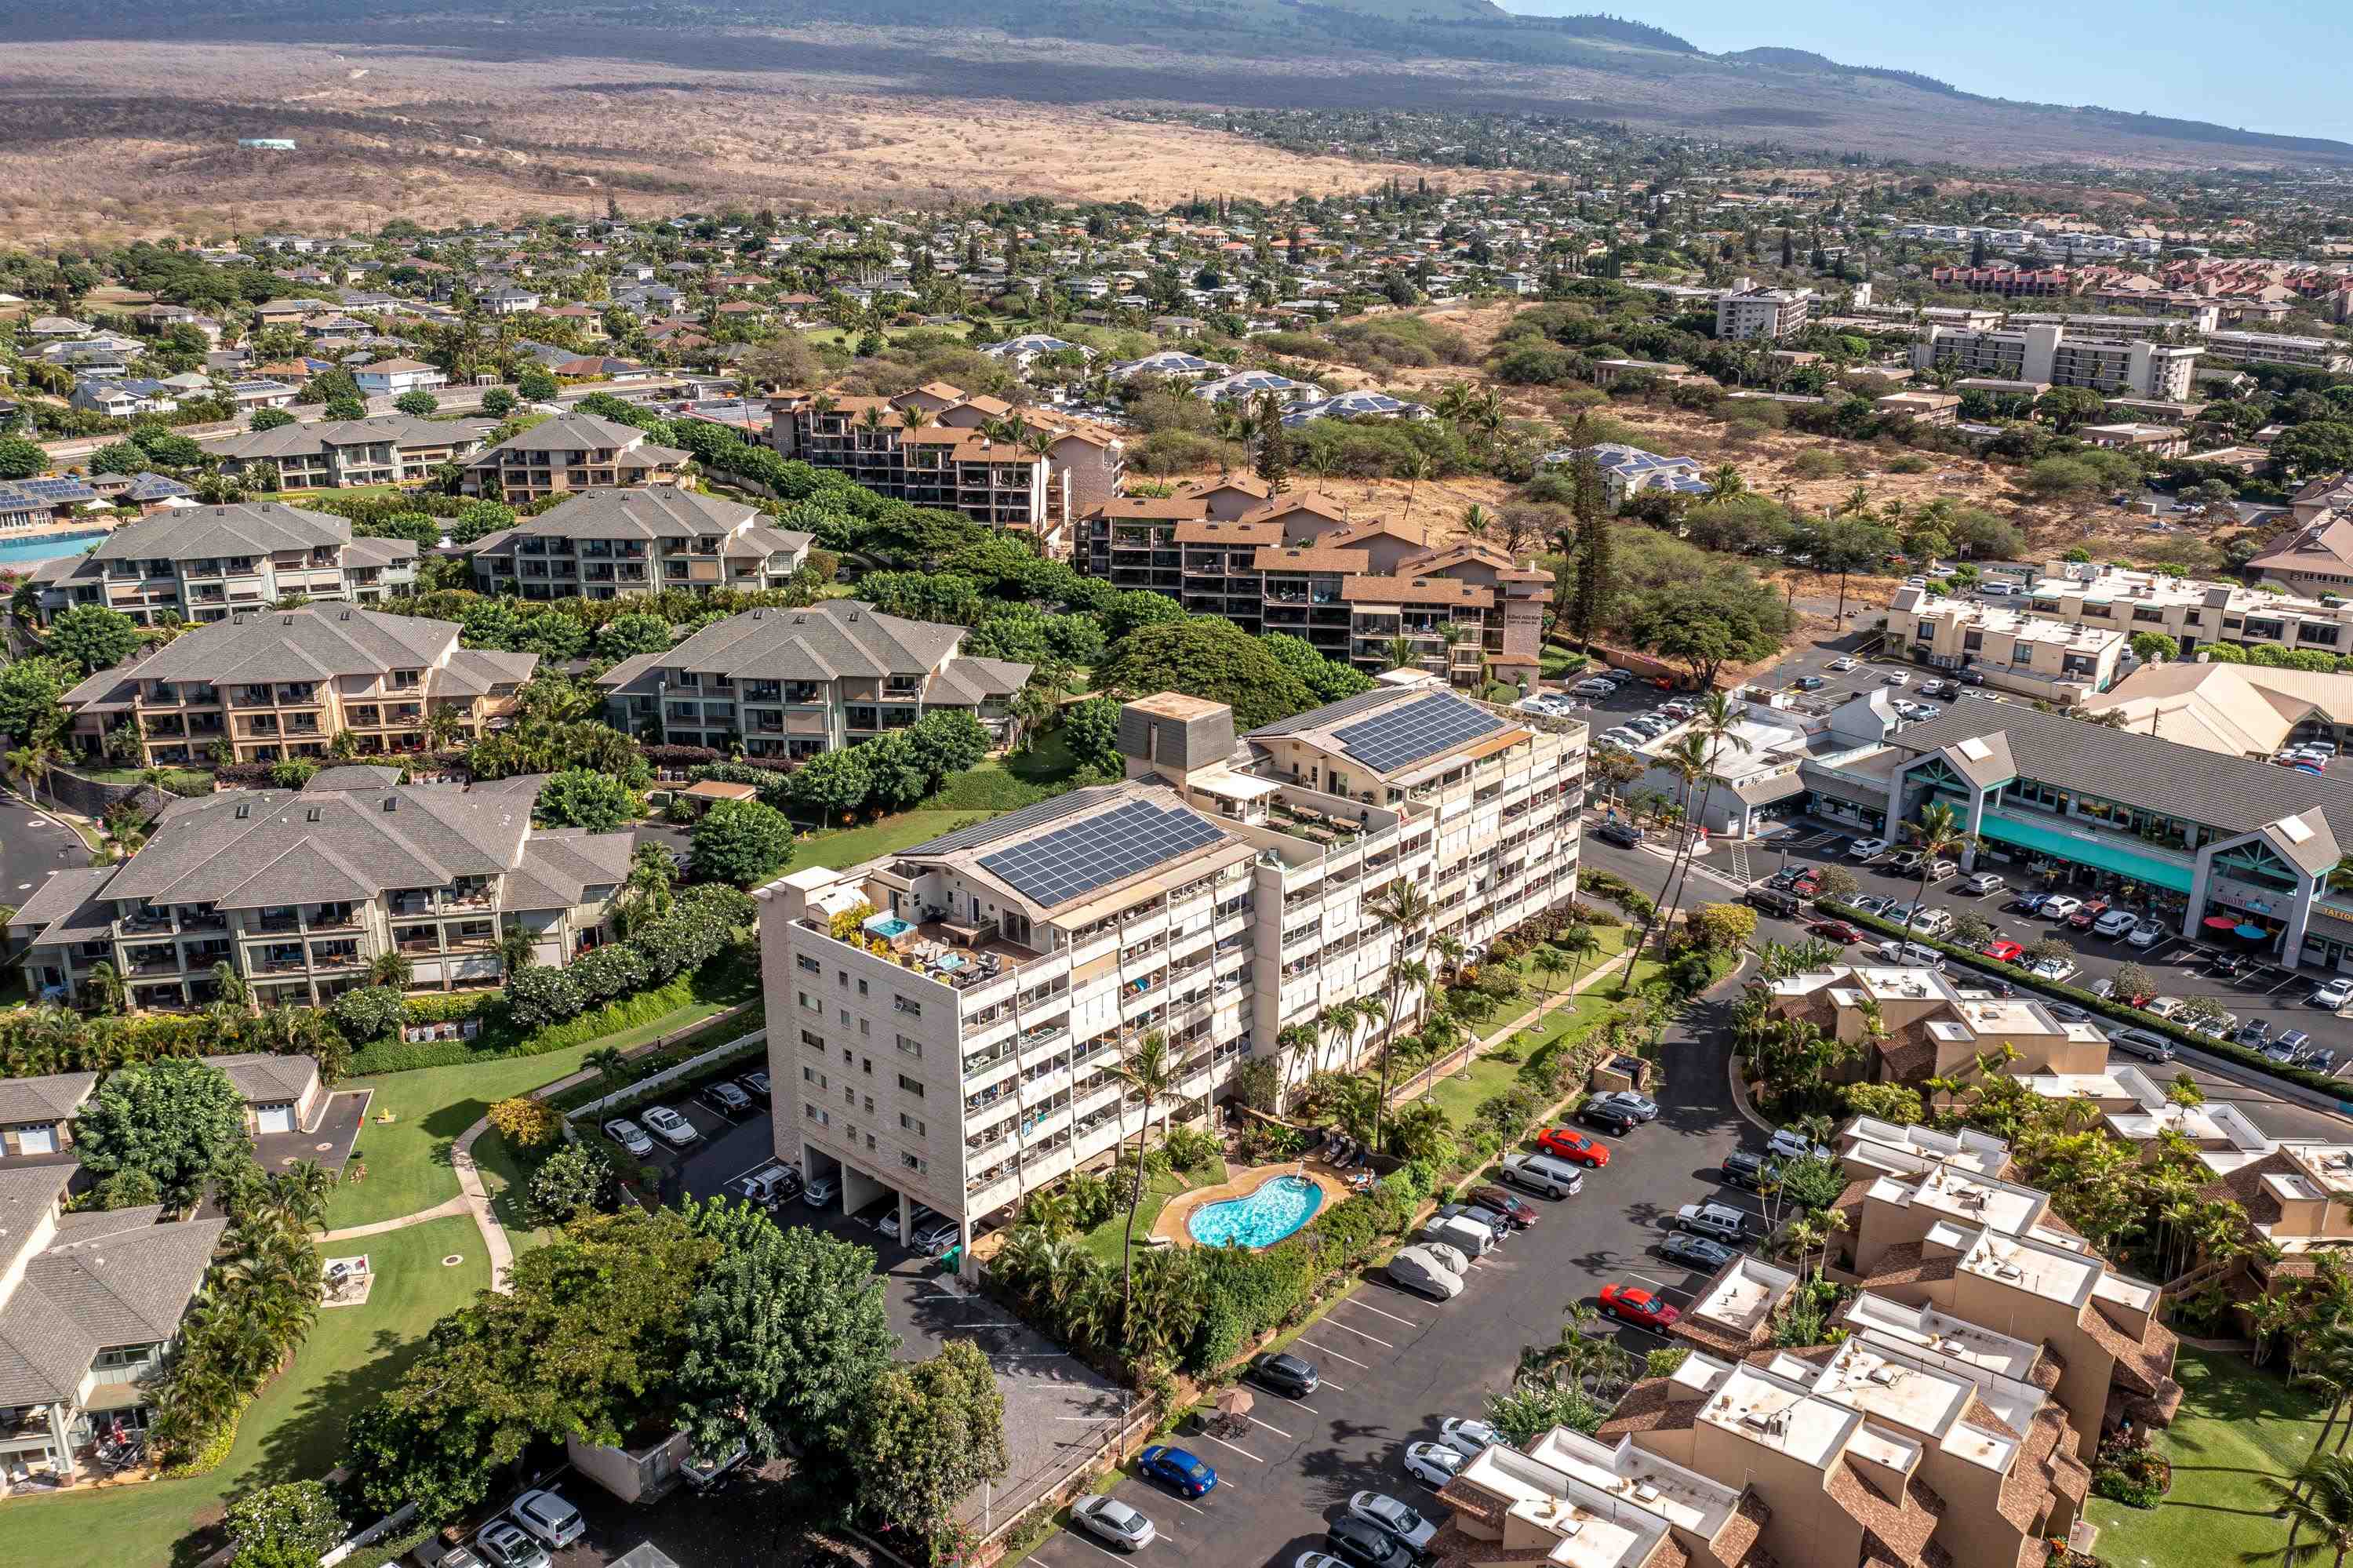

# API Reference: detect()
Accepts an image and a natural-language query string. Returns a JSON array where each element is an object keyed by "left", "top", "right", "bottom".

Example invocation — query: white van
[
  {"left": 1499, "top": 1151, "right": 1587, "bottom": 1199},
  {"left": 1389, "top": 1246, "right": 1467, "bottom": 1301},
  {"left": 1421, "top": 1213, "right": 1497, "bottom": 1258}
]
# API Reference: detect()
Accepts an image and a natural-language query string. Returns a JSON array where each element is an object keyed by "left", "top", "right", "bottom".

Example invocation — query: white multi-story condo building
[
  {"left": 755, "top": 682, "right": 1586, "bottom": 1254},
  {"left": 2199, "top": 329, "right": 2353, "bottom": 373},
  {"left": 1911, "top": 323, "right": 2199, "bottom": 400},
  {"left": 1715, "top": 284, "right": 1815, "bottom": 341}
]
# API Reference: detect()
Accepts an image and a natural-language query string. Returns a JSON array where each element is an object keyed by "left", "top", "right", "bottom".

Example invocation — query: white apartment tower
[
  {"left": 1911, "top": 322, "right": 2199, "bottom": 400},
  {"left": 1715, "top": 283, "right": 1816, "bottom": 342},
  {"left": 755, "top": 682, "right": 1587, "bottom": 1257}
]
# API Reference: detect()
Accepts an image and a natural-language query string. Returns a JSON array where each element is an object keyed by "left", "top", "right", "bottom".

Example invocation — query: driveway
[{"left": 0, "top": 788, "right": 85, "bottom": 920}]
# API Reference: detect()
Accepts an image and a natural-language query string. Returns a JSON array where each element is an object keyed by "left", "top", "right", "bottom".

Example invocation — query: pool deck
[{"left": 1153, "top": 1159, "right": 1355, "bottom": 1246}]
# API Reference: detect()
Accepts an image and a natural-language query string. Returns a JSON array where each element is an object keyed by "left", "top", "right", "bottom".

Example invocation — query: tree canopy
[
  {"left": 1096, "top": 616, "right": 1315, "bottom": 731},
  {"left": 70, "top": 1056, "right": 250, "bottom": 1206}
]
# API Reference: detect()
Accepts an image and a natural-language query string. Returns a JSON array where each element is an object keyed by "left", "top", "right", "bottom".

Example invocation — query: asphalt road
[{"left": 0, "top": 789, "right": 87, "bottom": 925}]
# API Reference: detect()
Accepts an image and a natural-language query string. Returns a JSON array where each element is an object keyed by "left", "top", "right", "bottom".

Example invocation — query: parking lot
[
  {"left": 596, "top": 1064, "right": 1131, "bottom": 1531},
  {"left": 1027, "top": 973, "right": 1767, "bottom": 1568}
]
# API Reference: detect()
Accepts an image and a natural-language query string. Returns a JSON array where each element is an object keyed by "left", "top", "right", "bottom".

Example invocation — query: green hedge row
[
  {"left": 1820, "top": 900, "right": 2350, "bottom": 1101},
  {"left": 346, "top": 963, "right": 757, "bottom": 1076}
]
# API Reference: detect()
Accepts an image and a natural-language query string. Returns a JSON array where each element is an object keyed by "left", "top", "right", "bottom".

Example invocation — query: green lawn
[
  {"left": 0, "top": 1217, "right": 489, "bottom": 1568},
  {"left": 472, "top": 1126, "right": 562, "bottom": 1255},
  {"left": 1078, "top": 1157, "right": 1228, "bottom": 1266},
  {"left": 795, "top": 809, "right": 997, "bottom": 871},
  {"left": 2090, "top": 1348, "right": 2323, "bottom": 1568},
  {"left": 1420, "top": 935, "right": 1654, "bottom": 1130}
]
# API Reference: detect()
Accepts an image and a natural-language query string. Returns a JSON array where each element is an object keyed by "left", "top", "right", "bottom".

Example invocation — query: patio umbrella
[
  {"left": 2235, "top": 924, "right": 2270, "bottom": 940},
  {"left": 2202, "top": 916, "right": 2239, "bottom": 931},
  {"left": 1214, "top": 1387, "right": 1255, "bottom": 1417}
]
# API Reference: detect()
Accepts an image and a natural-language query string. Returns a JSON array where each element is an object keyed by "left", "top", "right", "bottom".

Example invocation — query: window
[
  {"left": 805, "top": 1103, "right": 830, "bottom": 1126},
  {"left": 900, "top": 1151, "right": 927, "bottom": 1173},
  {"left": 865, "top": 1133, "right": 878, "bottom": 1151},
  {"left": 837, "top": 970, "right": 849, "bottom": 988},
  {"left": 844, "top": 1086, "right": 855, "bottom": 1105},
  {"left": 861, "top": 1057, "right": 873, "bottom": 1075},
  {"left": 896, "top": 1035, "right": 923, "bottom": 1059},
  {"left": 900, "top": 1113, "right": 926, "bottom": 1136},
  {"left": 801, "top": 1029, "right": 824, "bottom": 1050},
  {"left": 898, "top": 1073, "right": 926, "bottom": 1097},
  {"left": 857, "top": 977, "right": 869, "bottom": 996},
  {"left": 798, "top": 990, "right": 820, "bottom": 1013},
  {"left": 864, "top": 1094, "right": 876, "bottom": 1114},
  {"left": 796, "top": 955, "right": 820, "bottom": 974}
]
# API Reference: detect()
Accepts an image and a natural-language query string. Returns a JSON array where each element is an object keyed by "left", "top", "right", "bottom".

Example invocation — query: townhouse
[
  {"left": 25, "top": 504, "right": 417, "bottom": 628},
  {"left": 1911, "top": 322, "right": 2200, "bottom": 399},
  {"left": 1084, "top": 489, "right": 1551, "bottom": 686},
  {"left": 754, "top": 682, "right": 1585, "bottom": 1254},
  {"left": 54, "top": 603, "right": 536, "bottom": 766},
  {"left": 1794, "top": 700, "right": 2353, "bottom": 974},
  {"left": 596, "top": 599, "right": 1032, "bottom": 757},
  {"left": 9, "top": 771, "right": 632, "bottom": 1012},
  {"left": 203, "top": 414, "right": 496, "bottom": 491},
  {"left": 1878, "top": 587, "right": 2129, "bottom": 702},
  {"left": 1763, "top": 964, "right": 2113, "bottom": 1085},
  {"left": 768, "top": 383, "right": 1123, "bottom": 548},
  {"left": 467, "top": 488, "right": 811, "bottom": 602},
  {"left": 457, "top": 412, "right": 692, "bottom": 504}
]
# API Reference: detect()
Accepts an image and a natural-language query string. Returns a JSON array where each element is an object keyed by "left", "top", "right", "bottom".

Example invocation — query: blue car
[{"left": 1139, "top": 1445, "right": 1218, "bottom": 1498}]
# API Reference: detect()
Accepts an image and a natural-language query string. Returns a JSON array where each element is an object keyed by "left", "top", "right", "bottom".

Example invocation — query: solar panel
[
  {"left": 977, "top": 800, "right": 1225, "bottom": 909},
  {"left": 16, "top": 478, "right": 96, "bottom": 500},
  {"left": 1332, "top": 693, "right": 1508, "bottom": 775}
]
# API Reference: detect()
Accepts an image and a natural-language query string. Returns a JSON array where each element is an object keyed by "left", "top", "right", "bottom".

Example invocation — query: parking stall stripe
[
  {"left": 1321, "top": 1317, "right": 1396, "bottom": 1349},
  {"left": 1342, "top": 1298, "right": 1423, "bottom": 1329},
  {"left": 1197, "top": 1432, "right": 1264, "bottom": 1462},
  {"left": 1247, "top": 1415, "right": 1294, "bottom": 1439},
  {"left": 1296, "top": 1339, "right": 1369, "bottom": 1368}
]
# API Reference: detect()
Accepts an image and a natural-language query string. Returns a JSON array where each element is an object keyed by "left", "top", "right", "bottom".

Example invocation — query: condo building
[
  {"left": 54, "top": 603, "right": 536, "bottom": 766},
  {"left": 8, "top": 771, "right": 631, "bottom": 1012},
  {"left": 457, "top": 412, "right": 692, "bottom": 504},
  {"left": 1915, "top": 561, "right": 2353, "bottom": 668},
  {"left": 1763, "top": 965, "right": 2113, "bottom": 1086},
  {"left": 596, "top": 600, "right": 1034, "bottom": 757},
  {"left": 1911, "top": 323, "right": 2198, "bottom": 400},
  {"left": 755, "top": 683, "right": 1585, "bottom": 1256},
  {"left": 26, "top": 504, "right": 416, "bottom": 628},
  {"left": 467, "top": 488, "right": 812, "bottom": 601},
  {"left": 1878, "top": 588, "right": 2128, "bottom": 702},
  {"left": 202, "top": 413, "right": 496, "bottom": 491},
  {"left": 1715, "top": 283, "right": 1816, "bottom": 341}
]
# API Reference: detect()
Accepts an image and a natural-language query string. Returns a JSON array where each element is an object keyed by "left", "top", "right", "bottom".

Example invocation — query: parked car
[
  {"left": 1719, "top": 1151, "right": 1777, "bottom": 1191},
  {"left": 2234, "top": 1020, "right": 2273, "bottom": 1049},
  {"left": 1907, "top": 908, "right": 1955, "bottom": 937},
  {"left": 1662, "top": 1232, "right": 1740, "bottom": 1271},
  {"left": 737, "top": 1069, "right": 772, "bottom": 1102},
  {"left": 1535, "top": 1126, "right": 1609, "bottom": 1166},
  {"left": 1961, "top": 873, "right": 2006, "bottom": 896},
  {"left": 511, "top": 1490, "right": 585, "bottom": 1551},
  {"left": 802, "top": 1173, "right": 838, "bottom": 1208},
  {"left": 2042, "top": 1001, "right": 2092, "bottom": 1024},
  {"left": 2278, "top": 1029, "right": 2315, "bottom": 1060},
  {"left": 2007, "top": 892, "right": 2053, "bottom": 915},
  {"left": 1827, "top": 657, "right": 1861, "bottom": 672},
  {"left": 603, "top": 1118, "right": 654, "bottom": 1156},
  {"left": 1403, "top": 1442, "right": 1466, "bottom": 1489},
  {"left": 640, "top": 1105, "right": 698, "bottom": 1148},
  {"left": 1979, "top": 940, "right": 2024, "bottom": 963},
  {"left": 1598, "top": 1282, "right": 1681, "bottom": 1330},
  {"left": 2109, "top": 1028, "right": 2176, "bottom": 1064},
  {"left": 1675, "top": 1202, "right": 1751, "bottom": 1244},
  {"left": 1250, "top": 1352, "right": 1321, "bottom": 1399},
  {"left": 1324, "top": 1517, "right": 1418, "bottom": 1568},
  {"left": 2144, "top": 996, "right": 2188, "bottom": 1020},
  {"left": 1498, "top": 1151, "right": 1587, "bottom": 1199},
  {"left": 1853, "top": 894, "right": 1897, "bottom": 916},
  {"left": 1767, "top": 1129, "right": 1833, "bottom": 1162},
  {"left": 2094, "top": 909, "right": 2140, "bottom": 938},
  {"left": 2126, "top": 920, "right": 2165, "bottom": 949},
  {"left": 1589, "top": 1089, "right": 1659, "bottom": 1123},
  {"left": 704, "top": 1080, "right": 752, "bottom": 1115},
  {"left": 1809, "top": 919, "right": 1864, "bottom": 944},
  {"left": 1438, "top": 1417, "right": 1504, "bottom": 1459},
  {"left": 473, "top": 1523, "right": 551, "bottom": 1568},
  {"left": 1578, "top": 1097, "right": 1642, "bottom": 1135},
  {"left": 1792, "top": 675, "right": 1827, "bottom": 691},
  {"left": 1918, "top": 678, "right": 1955, "bottom": 698},
  {"left": 2066, "top": 900, "right": 2109, "bottom": 931},
  {"left": 1387, "top": 1246, "right": 1467, "bottom": 1300},
  {"left": 911, "top": 1217, "right": 960, "bottom": 1256},
  {"left": 1882, "top": 671, "right": 1912, "bottom": 686},
  {"left": 1073, "top": 1497, "right": 1158, "bottom": 1552},
  {"left": 2313, "top": 978, "right": 2353, "bottom": 1010},
  {"left": 2038, "top": 896, "right": 2083, "bottom": 921},
  {"left": 1348, "top": 1493, "right": 1438, "bottom": 1552},
  {"left": 2310, "top": 1050, "right": 2341, "bottom": 1075},
  {"left": 1595, "top": 820, "right": 1645, "bottom": 849},
  {"left": 1848, "top": 837, "right": 1890, "bottom": 859},
  {"left": 1468, "top": 1186, "right": 1541, "bottom": 1228},
  {"left": 1138, "top": 1446, "right": 1219, "bottom": 1498},
  {"left": 2024, "top": 955, "right": 2078, "bottom": 983}
]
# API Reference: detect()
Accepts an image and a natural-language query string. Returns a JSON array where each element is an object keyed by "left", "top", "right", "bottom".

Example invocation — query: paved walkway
[
  {"left": 320, "top": 1195, "right": 470, "bottom": 1242},
  {"left": 449, "top": 1119, "right": 517, "bottom": 1294}
]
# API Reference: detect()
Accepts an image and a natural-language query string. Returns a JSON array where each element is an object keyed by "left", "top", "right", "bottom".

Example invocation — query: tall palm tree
[
  {"left": 1907, "top": 801, "right": 1974, "bottom": 919},
  {"left": 1556, "top": 924, "right": 1602, "bottom": 995},
  {"left": 1384, "top": 633, "right": 1420, "bottom": 672},
  {"left": 1460, "top": 503, "right": 1494, "bottom": 542},
  {"left": 1316, "top": 999, "right": 1361, "bottom": 1078},
  {"left": 1272, "top": 1020, "right": 1317, "bottom": 1108},
  {"left": 1366, "top": 879, "right": 1433, "bottom": 1151},
  {"left": 2251, "top": 1451, "right": 2353, "bottom": 1566},
  {"left": 496, "top": 922, "right": 538, "bottom": 979},
  {"left": 1533, "top": 946, "right": 1568, "bottom": 1000},
  {"left": 585, "top": 1045, "right": 631, "bottom": 1099},
  {"left": 1109, "top": 1030, "right": 1176, "bottom": 1328}
]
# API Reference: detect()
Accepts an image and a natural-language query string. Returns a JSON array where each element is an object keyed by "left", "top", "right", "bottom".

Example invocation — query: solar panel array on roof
[
  {"left": 1332, "top": 693, "right": 1507, "bottom": 774},
  {"left": 977, "top": 800, "right": 1224, "bottom": 908},
  {"left": 8, "top": 478, "right": 98, "bottom": 501}
]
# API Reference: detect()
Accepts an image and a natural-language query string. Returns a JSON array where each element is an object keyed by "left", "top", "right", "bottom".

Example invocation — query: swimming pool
[
  {"left": 0, "top": 529, "right": 108, "bottom": 568},
  {"left": 1186, "top": 1173, "right": 1323, "bottom": 1248}
]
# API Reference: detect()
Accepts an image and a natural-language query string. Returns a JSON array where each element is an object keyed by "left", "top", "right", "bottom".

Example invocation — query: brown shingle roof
[
  {"left": 1255, "top": 545, "right": 1369, "bottom": 573},
  {"left": 1176, "top": 519, "right": 1283, "bottom": 545},
  {"left": 1593, "top": 1377, "right": 1698, "bottom": 1436},
  {"left": 1341, "top": 575, "right": 1492, "bottom": 607}
]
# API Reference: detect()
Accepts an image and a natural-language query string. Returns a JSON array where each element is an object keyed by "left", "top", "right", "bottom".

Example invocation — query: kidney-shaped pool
[{"left": 1185, "top": 1173, "right": 1325, "bottom": 1248}]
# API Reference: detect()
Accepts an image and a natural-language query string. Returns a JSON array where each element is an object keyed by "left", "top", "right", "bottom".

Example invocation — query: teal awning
[{"left": 1977, "top": 811, "right": 2195, "bottom": 893}]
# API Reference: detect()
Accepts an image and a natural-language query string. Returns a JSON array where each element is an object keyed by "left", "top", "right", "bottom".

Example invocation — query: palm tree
[
  {"left": 7, "top": 738, "right": 58, "bottom": 813},
  {"left": 1533, "top": 946, "right": 1568, "bottom": 1000},
  {"left": 586, "top": 1045, "right": 631, "bottom": 1100},
  {"left": 1555, "top": 924, "right": 1602, "bottom": 995},
  {"left": 1907, "top": 801, "right": 1975, "bottom": 919},
  {"left": 1316, "top": 999, "right": 1361, "bottom": 1077},
  {"left": 1109, "top": 1030, "right": 1177, "bottom": 1326},
  {"left": 1384, "top": 633, "right": 1420, "bottom": 672},
  {"left": 2296, "top": 1329, "right": 2353, "bottom": 1479},
  {"left": 210, "top": 961, "right": 250, "bottom": 1010},
  {"left": 1705, "top": 464, "right": 1746, "bottom": 501},
  {"left": 1008, "top": 677, "right": 1060, "bottom": 751},
  {"left": 1460, "top": 503, "right": 1494, "bottom": 542},
  {"left": 267, "top": 1159, "right": 337, "bottom": 1232},
  {"left": 84, "top": 960, "right": 125, "bottom": 1016},
  {"left": 2251, "top": 1451, "right": 2353, "bottom": 1566},
  {"left": 1272, "top": 1020, "right": 1317, "bottom": 1107},
  {"left": 496, "top": 922, "right": 538, "bottom": 979},
  {"left": 1366, "top": 879, "right": 1433, "bottom": 1151}
]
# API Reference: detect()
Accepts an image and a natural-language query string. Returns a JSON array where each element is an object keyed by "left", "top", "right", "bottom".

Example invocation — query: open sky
[{"left": 1499, "top": 1, "right": 2353, "bottom": 144}]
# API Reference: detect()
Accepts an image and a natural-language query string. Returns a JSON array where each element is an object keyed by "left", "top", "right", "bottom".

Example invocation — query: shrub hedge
[{"left": 1819, "top": 900, "right": 2348, "bottom": 1100}]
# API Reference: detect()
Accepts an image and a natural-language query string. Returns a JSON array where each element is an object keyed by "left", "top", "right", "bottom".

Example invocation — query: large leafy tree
[
  {"left": 48, "top": 602, "right": 140, "bottom": 675},
  {"left": 1096, "top": 617, "right": 1314, "bottom": 732},
  {"left": 674, "top": 1201, "right": 897, "bottom": 1463},
  {"left": 1625, "top": 582, "right": 1791, "bottom": 690},
  {"left": 535, "top": 767, "right": 641, "bottom": 831},
  {"left": 0, "top": 655, "right": 75, "bottom": 741},
  {"left": 71, "top": 1056, "right": 249, "bottom": 1206},
  {"left": 689, "top": 798, "right": 795, "bottom": 886},
  {"left": 834, "top": 1339, "right": 1007, "bottom": 1549}
]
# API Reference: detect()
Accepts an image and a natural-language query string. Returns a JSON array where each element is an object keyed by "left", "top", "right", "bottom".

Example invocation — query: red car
[
  {"left": 2068, "top": 900, "right": 2109, "bottom": 932},
  {"left": 1535, "top": 1127, "right": 1610, "bottom": 1167},
  {"left": 1980, "top": 940, "right": 2024, "bottom": 962},
  {"left": 1469, "top": 1186, "right": 1541, "bottom": 1228},
  {"left": 1599, "top": 1283, "right": 1680, "bottom": 1330},
  {"left": 1791, "top": 871, "right": 1823, "bottom": 894},
  {"left": 1809, "top": 919, "right": 1862, "bottom": 944}
]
